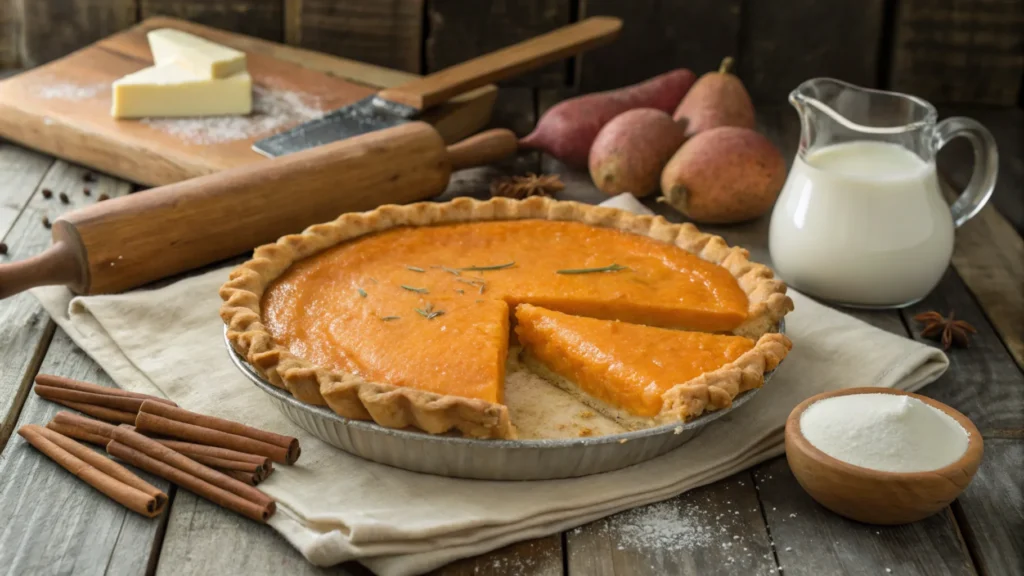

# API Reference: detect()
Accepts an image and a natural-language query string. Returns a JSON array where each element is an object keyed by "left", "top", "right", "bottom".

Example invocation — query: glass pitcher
[{"left": 768, "top": 78, "right": 998, "bottom": 308}]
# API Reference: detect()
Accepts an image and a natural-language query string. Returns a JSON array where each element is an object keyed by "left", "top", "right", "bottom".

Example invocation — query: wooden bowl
[{"left": 785, "top": 387, "right": 983, "bottom": 525}]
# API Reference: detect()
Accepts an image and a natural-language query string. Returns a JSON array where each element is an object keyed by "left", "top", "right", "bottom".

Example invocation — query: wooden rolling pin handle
[
  {"left": 446, "top": 128, "right": 519, "bottom": 171},
  {"left": 378, "top": 17, "right": 622, "bottom": 110},
  {"left": 0, "top": 240, "right": 85, "bottom": 299}
]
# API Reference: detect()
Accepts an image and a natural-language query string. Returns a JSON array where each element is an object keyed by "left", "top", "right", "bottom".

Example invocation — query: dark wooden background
[{"left": 0, "top": 0, "right": 1021, "bottom": 107}]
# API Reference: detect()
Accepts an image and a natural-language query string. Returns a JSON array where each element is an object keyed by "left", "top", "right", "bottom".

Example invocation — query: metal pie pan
[{"left": 225, "top": 321, "right": 782, "bottom": 481}]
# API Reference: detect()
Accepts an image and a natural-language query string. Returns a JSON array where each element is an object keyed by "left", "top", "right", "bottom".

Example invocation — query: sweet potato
[
  {"left": 660, "top": 126, "right": 786, "bottom": 224},
  {"left": 588, "top": 109, "right": 686, "bottom": 197},
  {"left": 519, "top": 69, "right": 696, "bottom": 168}
]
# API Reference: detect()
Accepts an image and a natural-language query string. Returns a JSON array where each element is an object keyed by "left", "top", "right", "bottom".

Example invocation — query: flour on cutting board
[
  {"left": 142, "top": 85, "right": 325, "bottom": 145},
  {"left": 35, "top": 81, "right": 107, "bottom": 101}
]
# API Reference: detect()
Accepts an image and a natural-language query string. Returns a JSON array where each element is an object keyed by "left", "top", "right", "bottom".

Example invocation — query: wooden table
[{"left": 0, "top": 84, "right": 1021, "bottom": 575}]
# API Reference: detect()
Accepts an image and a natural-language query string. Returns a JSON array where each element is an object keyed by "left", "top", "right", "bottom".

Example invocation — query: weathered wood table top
[{"left": 0, "top": 84, "right": 1021, "bottom": 576}]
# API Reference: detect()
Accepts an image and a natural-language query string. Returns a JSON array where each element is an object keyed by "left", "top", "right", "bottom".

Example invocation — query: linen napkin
[{"left": 30, "top": 194, "right": 949, "bottom": 576}]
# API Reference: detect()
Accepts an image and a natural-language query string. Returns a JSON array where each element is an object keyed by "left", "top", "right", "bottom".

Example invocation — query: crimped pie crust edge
[{"left": 219, "top": 196, "right": 794, "bottom": 439}]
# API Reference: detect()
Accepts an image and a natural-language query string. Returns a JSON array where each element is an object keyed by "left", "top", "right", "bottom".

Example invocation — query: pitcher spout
[{"left": 788, "top": 78, "right": 938, "bottom": 159}]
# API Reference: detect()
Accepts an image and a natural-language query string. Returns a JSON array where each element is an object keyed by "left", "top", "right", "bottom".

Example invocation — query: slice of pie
[
  {"left": 220, "top": 196, "right": 794, "bottom": 439},
  {"left": 515, "top": 304, "right": 791, "bottom": 429}
]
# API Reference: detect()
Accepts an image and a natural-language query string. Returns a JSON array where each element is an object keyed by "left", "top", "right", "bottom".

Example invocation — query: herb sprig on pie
[{"left": 220, "top": 197, "right": 793, "bottom": 439}]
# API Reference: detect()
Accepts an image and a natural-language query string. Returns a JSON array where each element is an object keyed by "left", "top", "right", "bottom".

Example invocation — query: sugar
[
  {"left": 141, "top": 86, "right": 324, "bottom": 145},
  {"left": 800, "top": 393, "right": 968, "bottom": 473}
]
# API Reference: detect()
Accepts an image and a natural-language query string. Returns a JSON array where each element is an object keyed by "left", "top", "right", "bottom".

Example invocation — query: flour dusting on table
[
  {"left": 577, "top": 492, "right": 775, "bottom": 567},
  {"left": 141, "top": 86, "right": 324, "bottom": 145}
]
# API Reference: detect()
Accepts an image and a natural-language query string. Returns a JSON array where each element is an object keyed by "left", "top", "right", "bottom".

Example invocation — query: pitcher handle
[{"left": 934, "top": 117, "right": 999, "bottom": 228}]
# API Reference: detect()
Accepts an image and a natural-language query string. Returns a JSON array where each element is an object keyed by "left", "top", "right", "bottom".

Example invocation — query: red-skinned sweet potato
[
  {"left": 588, "top": 109, "right": 687, "bottom": 197},
  {"left": 520, "top": 69, "right": 696, "bottom": 168}
]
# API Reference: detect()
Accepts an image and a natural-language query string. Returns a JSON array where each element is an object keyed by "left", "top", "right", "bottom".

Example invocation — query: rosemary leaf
[
  {"left": 380, "top": 316, "right": 401, "bottom": 321},
  {"left": 406, "top": 265, "right": 425, "bottom": 273},
  {"left": 400, "top": 285, "right": 429, "bottom": 294},
  {"left": 433, "top": 265, "right": 462, "bottom": 276},
  {"left": 368, "top": 277, "right": 379, "bottom": 284},
  {"left": 357, "top": 287, "right": 368, "bottom": 298},
  {"left": 556, "top": 263, "right": 630, "bottom": 275},
  {"left": 414, "top": 306, "right": 445, "bottom": 320},
  {"left": 455, "top": 289, "right": 465, "bottom": 295},
  {"left": 456, "top": 277, "right": 486, "bottom": 292},
  {"left": 460, "top": 261, "right": 515, "bottom": 272}
]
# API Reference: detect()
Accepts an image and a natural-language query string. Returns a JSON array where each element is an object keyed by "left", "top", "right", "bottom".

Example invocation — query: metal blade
[{"left": 252, "top": 96, "right": 420, "bottom": 158}]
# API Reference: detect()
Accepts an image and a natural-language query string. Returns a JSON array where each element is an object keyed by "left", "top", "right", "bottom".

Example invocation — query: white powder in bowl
[{"left": 799, "top": 393, "right": 969, "bottom": 473}]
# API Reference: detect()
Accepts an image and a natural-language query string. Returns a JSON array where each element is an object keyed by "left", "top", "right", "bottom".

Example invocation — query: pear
[
  {"left": 660, "top": 126, "right": 785, "bottom": 224},
  {"left": 672, "top": 57, "right": 755, "bottom": 137}
]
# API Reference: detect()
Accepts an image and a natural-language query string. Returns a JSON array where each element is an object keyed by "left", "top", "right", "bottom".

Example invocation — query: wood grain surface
[
  {"left": 951, "top": 439, "right": 1024, "bottom": 576},
  {"left": 737, "top": 0, "right": 885, "bottom": 104},
  {"left": 754, "top": 459, "right": 976, "bottom": 576},
  {"left": 0, "top": 330, "right": 172, "bottom": 576},
  {"left": 0, "top": 159, "right": 130, "bottom": 447},
  {"left": 577, "top": 0, "right": 741, "bottom": 91},
  {"left": 378, "top": 16, "right": 620, "bottom": 110},
  {"left": 889, "top": 0, "right": 1024, "bottom": 105},
  {"left": 283, "top": 0, "right": 424, "bottom": 73},
  {"left": 0, "top": 17, "right": 494, "bottom": 187},
  {"left": 567, "top": 474, "right": 775, "bottom": 576},
  {"left": 140, "top": 0, "right": 285, "bottom": 42},
  {"left": 426, "top": 0, "right": 572, "bottom": 87},
  {"left": 17, "top": 0, "right": 136, "bottom": 68},
  {"left": 0, "top": 94, "right": 1020, "bottom": 575}
]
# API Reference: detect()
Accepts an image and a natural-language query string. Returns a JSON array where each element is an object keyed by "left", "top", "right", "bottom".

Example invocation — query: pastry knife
[{"left": 252, "top": 17, "right": 621, "bottom": 157}]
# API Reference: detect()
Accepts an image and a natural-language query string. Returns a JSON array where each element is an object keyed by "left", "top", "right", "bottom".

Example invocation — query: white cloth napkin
[{"left": 30, "top": 194, "right": 949, "bottom": 576}]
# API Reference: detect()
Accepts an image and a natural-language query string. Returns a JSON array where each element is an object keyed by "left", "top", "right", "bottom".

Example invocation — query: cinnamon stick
[
  {"left": 107, "top": 440, "right": 272, "bottom": 522},
  {"left": 107, "top": 426, "right": 275, "bottom": 522},
  {"left": 46, "top": 421, "right": 109, "bottom": 447},
  {"left": 120, "top": 425, "right": 273, "bottom": 476},
  {"left": 224, "top": 469, "right": 260, "bottom": 486},
  {"left": 49, "top": 399, "right": 136, "bottom": 425},
  {"left": 36, "top": 374, "right": 176, "bottom": 406},
  {"left": 35, "top": 385, "right": 145, "bottom": 413},
  {"left": 19, "top": 424, "right": 166, "bottom": 518},
  {"left": 137, "top": 401, "right": 300, "bottom": 464},
  {"left": 51, "top": 411, "right": 118, "bottom": 438}
]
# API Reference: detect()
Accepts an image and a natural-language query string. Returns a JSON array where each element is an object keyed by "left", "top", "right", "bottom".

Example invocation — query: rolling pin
[{"left": 0, "top": 122, "right": 518, "bottom": 299}]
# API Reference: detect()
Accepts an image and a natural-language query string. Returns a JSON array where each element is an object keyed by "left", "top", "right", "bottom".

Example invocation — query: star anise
[
  {"left": 490, "top": 173, "right": 565, "bottom": 199},
  {"left": 913, "top": 310, "right": 977, "bottom": 350}
]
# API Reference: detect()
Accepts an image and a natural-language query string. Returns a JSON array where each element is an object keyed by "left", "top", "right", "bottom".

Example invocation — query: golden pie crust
[{"left": 219, "top": 196, "right": 793, "bottom": 439}]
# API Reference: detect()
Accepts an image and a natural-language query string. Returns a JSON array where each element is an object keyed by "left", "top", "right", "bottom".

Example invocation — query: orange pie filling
[
  {"left": 261, "top": 220, "right": 753, "bottom": 418},
  {"left": 515, "top": 304, "right": 755, "bottom": 420}
]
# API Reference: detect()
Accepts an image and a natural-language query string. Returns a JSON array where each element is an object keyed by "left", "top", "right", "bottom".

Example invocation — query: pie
[
  {"left": 515, "top": 304, "right": 790, "bottom": 429},
  {"left": 220, "top": 196, "right": 793, "bottom": 439}
]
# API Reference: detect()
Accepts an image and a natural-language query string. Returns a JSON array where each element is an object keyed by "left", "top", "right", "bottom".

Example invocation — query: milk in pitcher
[{"left": 769, "top": 141, "right": 953, "bottom": 306}]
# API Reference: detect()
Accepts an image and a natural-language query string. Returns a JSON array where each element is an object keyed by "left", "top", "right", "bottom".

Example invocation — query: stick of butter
[
  {"left": 111, "top": 63, "right": 252, "bottom": 119},
  {"left": 147, "top": 28, "right": 246, "bottom": 79}
]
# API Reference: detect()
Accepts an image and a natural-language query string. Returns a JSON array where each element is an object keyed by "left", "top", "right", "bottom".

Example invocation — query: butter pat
[
  {"left": 147, "top": 28, "right": 246, "bottom": 79},
  {"left": 111, "top": 63, "right": 252, "bottom": 119}
]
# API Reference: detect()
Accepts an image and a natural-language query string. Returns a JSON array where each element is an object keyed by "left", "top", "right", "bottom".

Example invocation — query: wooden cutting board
[{"left": 0, "top": 17, "right": 496, "bottom": 187}]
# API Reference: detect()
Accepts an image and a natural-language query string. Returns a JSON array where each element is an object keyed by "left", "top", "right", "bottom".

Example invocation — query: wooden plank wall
[{"left": 1, "top": 0, "right": 1020, "bottom": 106}]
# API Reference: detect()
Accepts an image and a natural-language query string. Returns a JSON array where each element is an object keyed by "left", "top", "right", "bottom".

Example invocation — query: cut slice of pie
[
  {"left": 515, "top": 304, "right": 791, "bottom": 429},
  {"left": 220, "top": 196, "right": 794, "bottom": 439}
]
